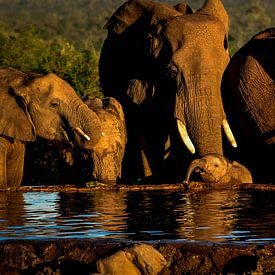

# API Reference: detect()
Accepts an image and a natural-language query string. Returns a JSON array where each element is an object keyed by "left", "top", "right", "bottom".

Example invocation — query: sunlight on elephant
[
  {"left": 84, "top": 96, "right": 127, "bottom": 184},
  {"left": 222, "top": 28, "right": 275, "bottom": 183},
  {"left": 0, "top": 67, "right": 102, "bottom": 188},
  {"left": 99, "top": 0, "right": 236, "bottom": 182},
  {"left": 184, "top": 153, "right": 253, "bottom": 185},
  {"left": 63, "top": 96, "right": 127, "bottom": 185}
]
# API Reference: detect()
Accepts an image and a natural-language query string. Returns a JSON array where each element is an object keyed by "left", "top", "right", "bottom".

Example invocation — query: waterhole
[{"left": 0, "top": 189, "right": 274, "bottom": 244}]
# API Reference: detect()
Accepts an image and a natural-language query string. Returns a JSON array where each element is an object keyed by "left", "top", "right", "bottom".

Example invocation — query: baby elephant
[{"left": 184, "top": 154, "right": 253, "bottom": 185}]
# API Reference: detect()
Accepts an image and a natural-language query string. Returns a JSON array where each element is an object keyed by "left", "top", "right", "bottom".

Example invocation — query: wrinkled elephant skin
[
  {"left": 99, "top": 0, "right": 235, "bottom": 182},
  {"left": 0, "top": 68, "right": 102, "bottom": 187},
  {"left": 222, "top": 28, "right": 275, "bottom": 183}
]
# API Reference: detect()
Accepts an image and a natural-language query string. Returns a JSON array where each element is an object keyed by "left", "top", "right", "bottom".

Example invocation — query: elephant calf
[{"left": 184, "top": 153, "right": 253, "bottom": 185}]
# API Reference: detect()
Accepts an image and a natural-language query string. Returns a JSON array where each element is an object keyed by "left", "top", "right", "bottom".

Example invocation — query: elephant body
[
  {"left": 0, "top": 67, "right": 102, "bottom": 188},
  {"left": 222, "top": 28, "right": 275, "bottom": 183},
  {"left": 184, "top": 153, "right": 253, "bottom": 185},
  {"left": 99, "top": 0, "right": 236, "bottom": 182}
]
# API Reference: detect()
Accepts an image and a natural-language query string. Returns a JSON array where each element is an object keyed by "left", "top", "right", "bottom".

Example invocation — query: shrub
[{"left": 0, "top": 27, "right": 103, "bottom": 99}]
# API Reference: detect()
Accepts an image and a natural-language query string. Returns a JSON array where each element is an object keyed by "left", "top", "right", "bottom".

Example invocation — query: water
[{"left": 0, "top": 189, "right": 274, "bottom": 244}]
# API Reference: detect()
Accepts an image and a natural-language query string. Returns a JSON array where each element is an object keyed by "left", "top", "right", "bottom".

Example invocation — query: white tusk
[
  {"left": 177, "top": 119, "right": 195, "bottom": 154},
  {"left": 74, "top": 127, "right": 91, "bottom": 141},
  {"left": 222, "top": 118, "right": 237, "bottom": 148}
]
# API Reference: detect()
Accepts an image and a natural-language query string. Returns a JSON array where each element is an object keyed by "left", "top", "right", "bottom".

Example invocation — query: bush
[{"left": 0, "top": 27, "right": 103, "bottom": 99}]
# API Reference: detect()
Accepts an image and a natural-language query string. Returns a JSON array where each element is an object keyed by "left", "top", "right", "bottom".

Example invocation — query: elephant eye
[
  {"left": 50, "top": 99, "right": 60, "bottom": 109},
  {"left": 224, "top": 35, "right": 228, "bottom": 51}
]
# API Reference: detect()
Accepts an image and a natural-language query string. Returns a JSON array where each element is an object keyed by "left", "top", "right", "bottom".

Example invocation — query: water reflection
[
  {"left": 0, "top": 190, "right": 274, "bottom": 244},
  {"left": 176, "top": 191, "right": 249, "bottom": 242}
]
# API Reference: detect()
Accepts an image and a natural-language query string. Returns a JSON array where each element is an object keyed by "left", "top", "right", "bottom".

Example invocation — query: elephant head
[
  {"left": 99, "top": 0, "right": 236, "bottom": 181},
  {"left": 184, "top": 153, "right": 253, "bottom": 185},
  {"left": 84, "top": 96, "right": 127, "bottom": 184},
  {"left": 0, "top": 67, "right": 103, "bottom": 187},
  {"left": 0, "top": 68, "right": 102, "bottom": 150}
]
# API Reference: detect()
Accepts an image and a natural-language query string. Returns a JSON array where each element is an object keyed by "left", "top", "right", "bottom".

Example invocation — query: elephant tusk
[
  {"left": 177, "top": 119, "right": 195, "bottom": 154},
  {"left": 222, "top": 118, "right": 237, "bottom": 148},
  {"left": 74, "top": 127, "right": 91, "bottom": 141}
]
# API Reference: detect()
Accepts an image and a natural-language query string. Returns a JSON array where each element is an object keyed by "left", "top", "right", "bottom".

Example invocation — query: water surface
[{"left": 0, "top": 189, "right": 274, "bottom": 244}]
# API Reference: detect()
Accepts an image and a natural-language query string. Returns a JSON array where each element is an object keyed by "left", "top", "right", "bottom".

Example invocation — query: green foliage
[{"left": 0, "top": 27, "right": 102, "bottom": 99}]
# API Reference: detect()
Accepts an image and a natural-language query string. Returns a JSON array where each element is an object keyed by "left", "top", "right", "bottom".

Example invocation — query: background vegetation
[
  {"left": 0, "top": 0, "right": 273, "bottom": 185},
  {"left": 0, "top": 0, "right": 274, "bottom": 98}
]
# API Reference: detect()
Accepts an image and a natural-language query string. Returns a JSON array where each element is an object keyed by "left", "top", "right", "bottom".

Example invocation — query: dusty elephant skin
[
  {"left": 99, "top": 0, "right": 237, "bottom": 183},
  {"left": 0, "top": 67, "right": 102, "bottom": 188},
  {"left": 85, "top": 96, "right": 126, "bottom": 184},
  {"left": 65, "top": 96, "right": 127, "bottom": 185},
  {"left": 222, "top": 28, "right": 275, "bottom": 183},
  {"left": 0, "top": 240, "right": 274, "bottom": 274},
  {"left": 184, "top": 153, "right": 253, "bottom": 186}
]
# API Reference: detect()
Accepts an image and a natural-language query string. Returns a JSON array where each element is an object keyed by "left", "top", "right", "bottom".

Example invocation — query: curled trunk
[
  {"left": 184, "top": 159, "right": 205, "bottom": 183},
  {"left": 63, "top": 100, "right": 102, "bottom": 150}
]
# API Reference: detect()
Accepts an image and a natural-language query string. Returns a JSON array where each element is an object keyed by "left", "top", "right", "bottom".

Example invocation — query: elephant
[
  {"left": 60, "top": 96, "right": 127, "bottom": 185},
  {"left": 0, "top": 67, "right": 102, "bottom": 188},
  {"left": 222, "top": 28, "right": 275, "bottom": 183},
  {"left": 99, "top": 0, "right": 237, "bottom": 183},
  {"left": 83, "top": 96, "right": 127, "bottom": 184},
  {"left": 184, "top": 153, "right": 253, "bottom": 185}
]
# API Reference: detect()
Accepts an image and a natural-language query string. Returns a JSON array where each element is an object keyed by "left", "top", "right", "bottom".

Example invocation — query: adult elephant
[
  {"left": 0, "top": 67, "right": 102, "bottom": 188},
  {"left": 99, "top": 0, "right": 236, "bottom": 182},
  {"left": 222, "top": 28, "right": 275, "bottom": 183}
]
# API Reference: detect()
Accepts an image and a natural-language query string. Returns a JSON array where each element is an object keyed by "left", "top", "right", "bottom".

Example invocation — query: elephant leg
[
  {"left": 0, "top": 138, "right": 8, "bottom": 188},
  {"left": 0, "top": 152, "right": 7, "bottom": 188},
  {"left": 6, "top": 140, "right": 26, "bottom": 187}
]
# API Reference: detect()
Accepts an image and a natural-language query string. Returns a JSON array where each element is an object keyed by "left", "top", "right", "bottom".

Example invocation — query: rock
[
  {"left": 96, "top": 244, "right": 167, "bottom": 275},
  {"left": 97, "top": 250, "right": 140, "bottom": 275},
  {"left": 131, "top": 244, "right": 167, "bottom": 274}
]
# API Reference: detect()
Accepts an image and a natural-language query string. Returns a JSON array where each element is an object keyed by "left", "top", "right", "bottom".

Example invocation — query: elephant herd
[{"left": 0, "top": 0, "right": 274, "bottom": 188}]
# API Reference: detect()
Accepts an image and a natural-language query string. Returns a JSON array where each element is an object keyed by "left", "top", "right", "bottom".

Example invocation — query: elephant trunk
[
  {"left": 175, "top": 74, "right": 225, "bottom": 156},
  {"left": 184, "top": 158, "right": 205, "bottom": 183},
  {"left": 64, "top": 99, "right": 102, "bottom": 150}
]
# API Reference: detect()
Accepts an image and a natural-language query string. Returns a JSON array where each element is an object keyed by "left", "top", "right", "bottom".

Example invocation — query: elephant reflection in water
[
  {"left": 57, "top": 191, "right": 128, "bottom": 236},
  {"left": 0, "top": 192, "right": 25, "bottom": 235},
  {"left": 176, "top": 190, "right": 249, "bottom": 242},
  {"left": 91, "top": 191, "right": 128, "bottom": 234}
]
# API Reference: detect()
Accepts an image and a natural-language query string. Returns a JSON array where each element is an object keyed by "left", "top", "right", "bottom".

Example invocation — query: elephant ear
[
  {"left": 197, "top": 0, "right": 229, "bottom": 33},
  {"left": 105, "top": 0, "right": 182, "bottom": 35},
  {"left": 0, "top": 69, "right": 36, "bottom": 142}
]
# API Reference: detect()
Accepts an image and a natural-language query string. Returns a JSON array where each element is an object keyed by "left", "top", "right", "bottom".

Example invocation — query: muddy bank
[
  {"left": 0, "top": 239, "right": 274, "bottom": 274},
  {"left": 1, "top": 182, "right": 275, "bottom": 192}
]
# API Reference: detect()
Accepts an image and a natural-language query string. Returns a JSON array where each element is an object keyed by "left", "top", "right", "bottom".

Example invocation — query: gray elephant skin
[
  {"left": 0, "top": 67, "right": 102, "bottom": 188},
  {"left": 184, "top": 153, "right": 253, "bottom": 185},
  {"left": 99, "top": 0, "right": 237, "bottom": 182},
  {"left": 222, "top": 28, "right": 275, "bottom": 183}
]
